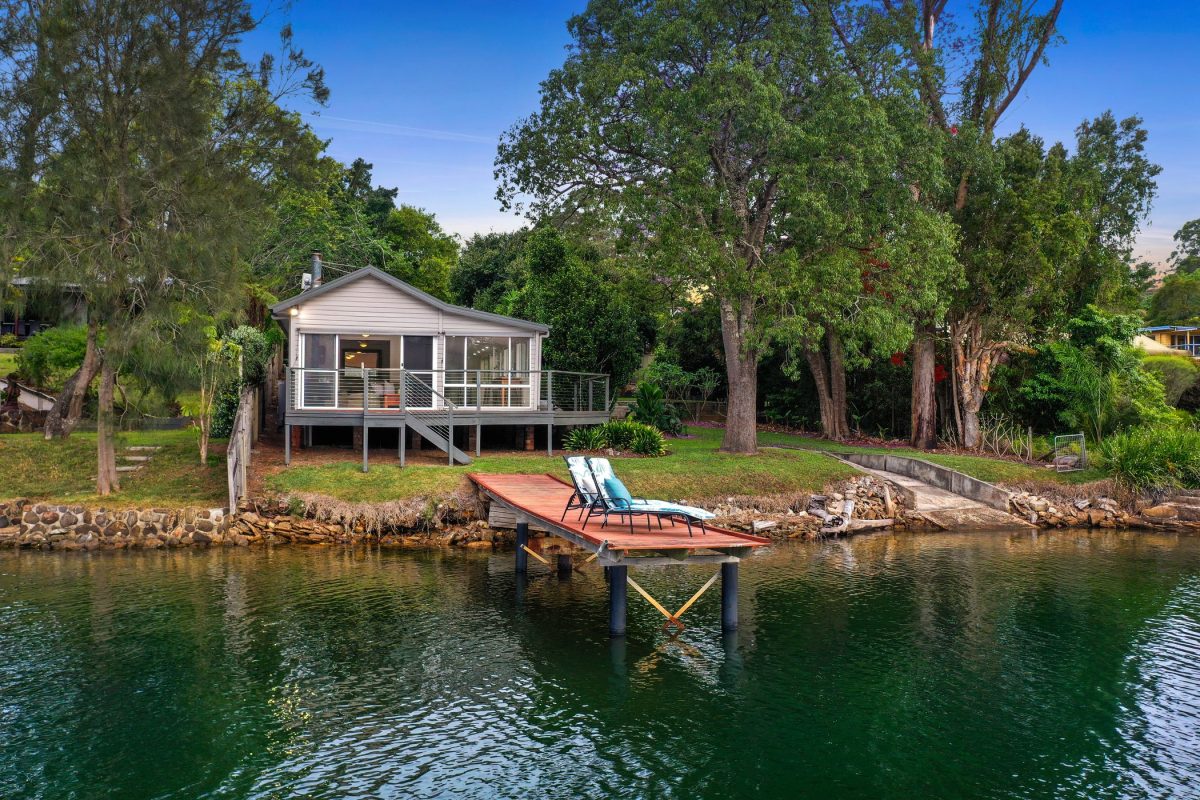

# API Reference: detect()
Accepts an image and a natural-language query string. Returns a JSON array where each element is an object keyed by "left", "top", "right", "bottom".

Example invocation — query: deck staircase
[{"left": 401, "top": 373, "right": 472, "bottom": 465}]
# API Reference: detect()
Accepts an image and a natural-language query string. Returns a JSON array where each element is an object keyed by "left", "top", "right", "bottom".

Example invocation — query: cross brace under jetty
[{"left": 469, "top": 472, "right": 770, "bottom": 637}]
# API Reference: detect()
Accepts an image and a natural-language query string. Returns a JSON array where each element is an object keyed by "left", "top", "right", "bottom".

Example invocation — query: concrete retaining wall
[{"left": 838, "top": 453, "right": 1012, "bottom": 512}]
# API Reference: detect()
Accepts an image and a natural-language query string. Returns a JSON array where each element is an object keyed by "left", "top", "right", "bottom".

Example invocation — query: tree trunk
[
  {"left": 910, "top": 321, "right": 937, "bottom": 449},
  {"left": 719, "top": 296, "right": 758, "bottom": 454},
  {"left": 804, "top": 330, "right": 850, "bottom": 440},
  {"left": 96, "top": 356, "right": 119, "bottom": 495},
  {"left": 44, "top": 318, "right": 100, "bottom": 440},
  {"left": 951, "top": 316, "right": 996, "bottom": 451}
]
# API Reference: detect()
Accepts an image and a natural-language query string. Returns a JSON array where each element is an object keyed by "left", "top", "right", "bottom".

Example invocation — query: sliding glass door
[
  {"left": 443, "top": 336, "right": 531, "bottom": 408},
  {"left": 402, "top": 336, "right": 435, "bottom": 408}
]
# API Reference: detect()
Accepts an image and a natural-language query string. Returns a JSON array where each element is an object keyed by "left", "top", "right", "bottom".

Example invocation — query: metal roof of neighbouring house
[
  {"left": 1139, "top": 325, "right": 1199, "bottom": 332},
  {"left": 269, "top": 265, "right": 549, "bottom": 334}
]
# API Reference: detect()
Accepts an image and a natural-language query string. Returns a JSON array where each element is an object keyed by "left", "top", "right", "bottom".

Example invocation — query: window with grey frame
[
  {"left": 300, "top": 333, "right": 338, "bottom": 407},
  {"left": 443, "top": 336, "right": 531, "bottom": 407}
]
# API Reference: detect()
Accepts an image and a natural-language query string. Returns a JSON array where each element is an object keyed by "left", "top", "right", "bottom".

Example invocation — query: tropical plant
[
  {"left": 628, "top": 424, "right": 667, "bottom": 457},
  {"left": 1099, "top": 426, "right": 1200, "bottom": 491},
  {"left": 626, "top": 382, "right": 682, "bottom": 435},
  {"left": 562, "top": 420, "right": 666, "bottom": 457},
  {"left": 563, "top": 426, "right": 606, "bottom": 451}
]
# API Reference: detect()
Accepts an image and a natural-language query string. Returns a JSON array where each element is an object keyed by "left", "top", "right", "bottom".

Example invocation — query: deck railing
[{"left": 286, "top": 368, "right": 609, "bottom": 414}]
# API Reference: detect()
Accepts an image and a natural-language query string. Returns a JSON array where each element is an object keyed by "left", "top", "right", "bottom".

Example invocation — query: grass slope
[
  {"left": 756, "top": 429, "right": 1107, "bottom": 485},
  {"left": 0, "top": 428, "right": 227, "bottom": 507},
  {"left": 265, "top": 426, "right": 857, "bottom": 504}
]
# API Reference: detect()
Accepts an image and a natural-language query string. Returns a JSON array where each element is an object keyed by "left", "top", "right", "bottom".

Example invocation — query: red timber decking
[{"left": 468, "top": 473, "right": 770, "bottom": 562}]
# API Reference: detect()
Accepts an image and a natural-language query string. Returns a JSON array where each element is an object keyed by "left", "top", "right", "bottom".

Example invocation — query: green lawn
[
  {"left": 755, "top": 429, "right": 1107, "bottom": 485},
  {"left": 0, "top": 427, "right": 227, "bottom": 507},
  {"left": 265, "top": 426, "right": 858, "bottom": 504}
]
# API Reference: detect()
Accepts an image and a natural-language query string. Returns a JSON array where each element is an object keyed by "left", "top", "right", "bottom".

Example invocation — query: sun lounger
[{"left": 583, "top": 457, "right": 714, "bottom": 536}]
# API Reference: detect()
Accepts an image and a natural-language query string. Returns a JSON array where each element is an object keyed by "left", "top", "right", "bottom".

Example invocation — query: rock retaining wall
[{"left": 0, "top": 500, "right": 230, "bottom": 550}]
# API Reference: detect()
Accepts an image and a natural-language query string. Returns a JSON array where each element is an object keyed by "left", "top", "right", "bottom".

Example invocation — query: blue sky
[{"left": 246, "top": 0, "right": 1200, "bottom": 267}]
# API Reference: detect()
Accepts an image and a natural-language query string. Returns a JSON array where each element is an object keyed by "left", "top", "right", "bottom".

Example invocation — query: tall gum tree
[
  {"left": 878, "top": 0, "right": 1065, "bottom": 448},
  {"left": 497, "top": 0, "right": 951, "bottom": 453}
]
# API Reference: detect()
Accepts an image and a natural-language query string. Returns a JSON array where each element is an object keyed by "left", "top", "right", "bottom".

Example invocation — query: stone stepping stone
[
  {"left": 126, "top": 446, "right": 161, "bottom": 451},
  {"left": 116, "top": 465, "right": 142, "bottom": 473},
  {"left": 120, "top": 455, "right": 153, "bottom": 462}
]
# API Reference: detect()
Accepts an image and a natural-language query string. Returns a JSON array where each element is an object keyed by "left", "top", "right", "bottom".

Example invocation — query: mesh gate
[{"left": 1053, "top": 433, "right": 1087, "bottom": 472}]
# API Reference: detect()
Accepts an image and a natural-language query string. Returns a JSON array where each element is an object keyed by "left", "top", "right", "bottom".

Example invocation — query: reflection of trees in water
[{"left": 4, "top": 535, "right": 1199, "bottom": 799}]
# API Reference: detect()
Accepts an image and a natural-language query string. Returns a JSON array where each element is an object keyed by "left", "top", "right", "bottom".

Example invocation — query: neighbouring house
[
  {"left": 1, "top": 277, "right": 87, "bottom": 339},
  {"left": 1137, "top": 326, "right": 1200, "bottom": 359},
  {"left": 271, "top": 265, "right": 611, "bottom": 469}
]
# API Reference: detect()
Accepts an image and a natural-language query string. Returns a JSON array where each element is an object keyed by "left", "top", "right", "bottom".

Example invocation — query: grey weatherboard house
[{"left": 271, "top": 265, "right": 610, "bottom": 469}]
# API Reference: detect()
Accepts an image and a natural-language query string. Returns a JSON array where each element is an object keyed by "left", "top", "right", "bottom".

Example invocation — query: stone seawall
[{"left": 0, "top": 500, "right": 230, "bottom": 550}]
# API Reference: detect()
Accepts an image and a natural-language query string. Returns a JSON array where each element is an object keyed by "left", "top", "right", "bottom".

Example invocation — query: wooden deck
[{"left": 469, "top": 472, "right": 770, "bottom": 561}]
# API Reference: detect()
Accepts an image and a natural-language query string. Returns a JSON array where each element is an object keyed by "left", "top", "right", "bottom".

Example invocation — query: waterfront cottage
[{"left": 271, "top": 264, "right": 610, "bottom": 468}]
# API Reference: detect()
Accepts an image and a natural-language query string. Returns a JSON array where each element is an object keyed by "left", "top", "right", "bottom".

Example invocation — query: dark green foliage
[
  {"left": 1170, "top": 218, "right": 1200, "bottom": 274},
  {"left": 210, "top": 387, "right": 241, "bottom": 439},
  {"left": 1142, "top": 355, "right": 1200, "bottom": 407},
  {"left": 515, "top": 228, "right": 642, "bottom": 389},
  {"left": 17, "top": 325, "right": 88, "bottom": 388},
  {"left": 627, "top": 382, "right": 683, "bottom": 435},
  {"left": 1012, "top": 306, "right": 1172, "bottom": 439},
  {"left": 563, "top": 426, "right": 607, "bottom": 451},
  {"left": 225, "top": 325, "right": 273, "bottom": 386},
  {"left": 628, "top": 424, "right": 668, "bottom": 457},
  {"left": 564, "top": 420, "right": 666, "bottom": 457},
  {"left": 1148, "top": 272, "right": 1200, "bottom": 325},
  {"left": 1099, "top": 427, "right": 1200, "bottom": 491},
  {"left": 378, "top": 205, "right": 457, "bottom": 300},
  {"left": 452, "top": 231, "right": 527, "bottom": 309}
]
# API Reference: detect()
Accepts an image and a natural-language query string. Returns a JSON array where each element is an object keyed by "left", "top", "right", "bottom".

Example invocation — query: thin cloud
[{"left": 311, "top": 114, "right": 495, "bottom": 144}]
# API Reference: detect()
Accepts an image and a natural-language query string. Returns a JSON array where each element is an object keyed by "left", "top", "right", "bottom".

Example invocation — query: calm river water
[{"left": 2, "top": 531, "right": 1199, "bottom": 799}]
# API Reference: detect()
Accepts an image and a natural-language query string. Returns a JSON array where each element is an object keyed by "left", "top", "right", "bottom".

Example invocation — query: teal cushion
[{"left": 603, "top": 476, "right": 633, "bottom": 507}]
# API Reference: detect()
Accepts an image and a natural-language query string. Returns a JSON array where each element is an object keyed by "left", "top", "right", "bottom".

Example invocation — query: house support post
[
  {"left": 361, "top": 425, "right": 369, "bottom": 473},
  {"left": 524, "top": 426, "right": 535, "bottom": 451},
  {"left": 609, "top": 565, "right": 628, "bottom": 637},
  {"left": 515, "top": 522, "right": 528, "bottom": 574},
  {"left": 546, "top": 422, "right": 553, "bottom": 456},
  {"left": 475, "top": 423, "right": 481, "bottom": 457},
  {"left": 557, "top": 553, "right": 572, "bottom": 577},
  {"left": 284, "top": 424, "right": 291, "bottom": 465},
  {"left": 721, "top": 561, "right": 739, "bottom": 631},
  {"left": 399, "top": 422, "right": 406, "bottom": 466}
]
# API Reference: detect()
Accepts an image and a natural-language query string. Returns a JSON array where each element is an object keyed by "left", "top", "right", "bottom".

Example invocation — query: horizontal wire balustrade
[{"left": 286, "top": 368, "right": 609, "bottom": 414}]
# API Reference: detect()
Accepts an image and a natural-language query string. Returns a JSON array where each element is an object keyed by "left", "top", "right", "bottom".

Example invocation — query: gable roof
[{"left": 269, "top": 265, "right": 549, "bottom": 334}]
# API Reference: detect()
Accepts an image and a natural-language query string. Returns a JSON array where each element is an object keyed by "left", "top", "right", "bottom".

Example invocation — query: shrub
[
  {"left": 563, "top": 426, "right": 606, "bottom": 451},
  {"left": 562, "top": 420, "right": 666, "bottom": 457},
  {"left": 17, "top": 325, "right": 89, "bottom": 389},
  {"left": 598, "top": 420, "right": 640, "bottom": 451},
  {"left": 1143, "top": 355, "right": 1200, "bottom": 406},
  {"left": 626, "top": 382, "right": 683, "bottom": 435},
  {"left": 1099, "top": 426, "right": 1200, "bottom": 491},
  {"left": 0, "top": 333, "right": 21, "bottom": 348},
  {"left": 628, "top": 424, "right": 667, "bottom": 456}
]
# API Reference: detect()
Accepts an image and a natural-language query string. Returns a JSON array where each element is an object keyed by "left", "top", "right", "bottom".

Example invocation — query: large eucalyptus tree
[{"left": 497, "top": 0, "right": 951, "bottom": 451}]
